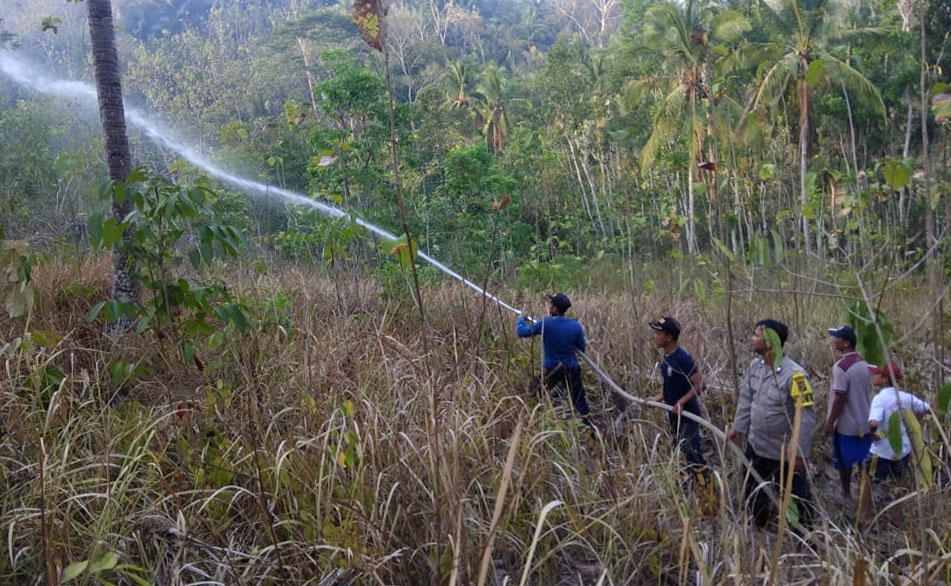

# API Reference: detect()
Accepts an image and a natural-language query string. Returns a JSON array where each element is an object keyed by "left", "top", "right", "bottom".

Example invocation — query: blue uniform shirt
[
  {"left": 517, "top": 316, "right": 586, "bottom": 369},
  {"left": 661, "top": 347, "right": 701, "bottom": 416}
]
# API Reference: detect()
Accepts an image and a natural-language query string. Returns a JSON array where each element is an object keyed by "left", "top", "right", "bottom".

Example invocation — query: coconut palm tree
[
  {"left": 635, "top": 0, "right": 750, "bottom": 253},
  {"left": 87, "top": 0, "right": 138, "bottom": 326},
  {"left": 745, "top": 0, "right": 885, "bottom": 253},
  {"left": 443, "top": 60, "right": 474, "bottom": 110},
  {"left": 474, "top": 63, "right": 508, "bottom": 152}
]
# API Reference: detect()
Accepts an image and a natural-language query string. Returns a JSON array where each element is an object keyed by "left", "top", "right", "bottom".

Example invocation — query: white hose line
[{"left": 576, "top": 349, "right": 779, "bottom": 506}]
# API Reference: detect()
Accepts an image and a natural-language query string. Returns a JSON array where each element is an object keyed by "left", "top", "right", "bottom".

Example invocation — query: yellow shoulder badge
[{"left": 790, "top": 371, "right": 814, "bottom": 407}]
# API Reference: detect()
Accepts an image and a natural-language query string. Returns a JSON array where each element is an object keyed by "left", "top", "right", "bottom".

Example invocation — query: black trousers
[
  {"left": 744, "top": 445, "right": 815, "bottom": 529},
  {"left": 532, "top": 366, "right": 591, "bottom": 418},
  {"left": 669, "top": 413, "right": 708, "bottom": 473}
]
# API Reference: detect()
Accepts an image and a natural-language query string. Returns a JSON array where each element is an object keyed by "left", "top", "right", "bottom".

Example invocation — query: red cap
[{"left": 868, "top": 362, "right": 903, "bottom": 380}]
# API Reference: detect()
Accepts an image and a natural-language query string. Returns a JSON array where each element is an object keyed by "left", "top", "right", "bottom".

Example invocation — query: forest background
[{"left": 3, "top": 0, "right": 951, "bottom": 584}]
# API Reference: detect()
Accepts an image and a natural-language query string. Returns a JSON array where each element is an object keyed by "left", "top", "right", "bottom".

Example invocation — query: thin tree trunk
[
  {"left": 87, "top": 0, "right": 138, "bottom": 324},
  {"left": 296, "top": 37, "right": 320, "bottom": 117},
  {"left": 920, "top": 1, "right": 940, "bottom": 380},
  {"left": 576, "top": 136, "right": 609, "bottom": 238},
  {"left": 798, "top": 77, "right": 812, "bottom": 254},
  {"left": 899, "top": 92, "right": 914, "bottom": 228},
  {"left": 687, "top": 90, "right": 698, "bottom": 254},
  {"left": 566, "top": 136, "right": 596, "bottom": 225}
]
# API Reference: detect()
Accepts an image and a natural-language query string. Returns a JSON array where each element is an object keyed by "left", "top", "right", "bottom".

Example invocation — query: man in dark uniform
[{"left": 649, "top": 316, "right": 709, "bottom": 479}]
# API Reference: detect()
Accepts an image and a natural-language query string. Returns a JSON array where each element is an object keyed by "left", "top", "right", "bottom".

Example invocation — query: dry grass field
[{"left": 2, "top": 255, "right": 950, "bottom": 585}]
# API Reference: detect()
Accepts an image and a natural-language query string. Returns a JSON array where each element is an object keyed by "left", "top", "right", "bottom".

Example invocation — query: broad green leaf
[
  {"left": 881, "top": 159, "right": 911, "bottom": 191},
  {"left": 183, "top": 341, "right": 196, "bottom": 365},
  {"left": 30, "top": 330, "right": 62, "bottom": 348},
  {"left": 60, "top": 560, "right": 88, "bottom": 583},
  {"left": 903, "top": 409, "right": 932, "bottom": 491},
  {"left": 712, "top": 237, "right": 736, "bottom": 263},
  {"left": 352, "top": 0, "right": 384, "bottom": 52},
  {"left": 763, "top": 328, "right": 783, "bottom": 371},
  {"left": 845, "top": 302, "right": 894, "bottom": 367},
  {"left": 342, "top": 399, "right": 355, "bottom": 418},
  {"left": 802, "top": 202, "right": 816, "bottom": 220},
  {"left": 770, "top": 229, "right": 785, "bottom": 264},
  {"left": 4, "top": 287, "right": 31, "bottom": 319},
  {"left": 102, "top": 300, "right": 120, "bottom": 323},
  {"left": 88, "top": 300, "right": 107, "bottom": 322},
  {"left": 126, "top": 167, "right": 148, "bottom": 184},
  {"left": 188, "top": 248, "right": 202, "bottom": 270},
  {"left": 938, "top": 383, "right": 951, "bottom": 414},
  {"left": 89, "top": 552, "right": 119, "bottom": 574},
  {"left": 886, "top": 412, "right": 903, "bottom": 457},
  {"left": 805, "top": 59, "right": 826, "bottom": 87},
  {"left": 388, "top": 235, "right": 418, "bottom": 268},
  {"left": 759, "top": 163, "right": 776, "bottom": 181},
  {"left": 693, "top": 278, "right": 707, "bottom": 304},
  {"left": 227, "top": 304, "right": 250, "bottom": 332},
  {"left": 786, "top": 499, "right": 800, "bottom": 529},
  {"left": 88, "top": 213, "right": 105, "bottom": 251}
]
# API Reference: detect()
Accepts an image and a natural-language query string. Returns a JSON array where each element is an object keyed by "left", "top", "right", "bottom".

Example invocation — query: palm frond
[
  {"left": 644, "top": 2, "right": 695, "bottom": 65},
  {"left": 625, "top": 75, "right": 674, "bottom": 109},
  {"left": 640, "top": 115, "right": 678, "bottom": 172},
  {"left": 659, "top": 84, "right": 688, "bottom": 121},
  {"left": 713, "top": 10, "right": 752, "bottom": 43},
  {"left": 716, "top": 42, "right": 785, "bottom": 76},
  {"left": 714, "top": 94, "right": 746, "bottom": 131},
  {"left": 755, "top": 0, "right": 795, "bottom": 40},
  {"left": 752, "top": 53, "right": 796, "bottom": 110},
  {"left": 835, "top": 26, "right": 893, "bottom": 44},
  {"left": 821, "top": 53, "right": 886, "bottom": 118},
  {"left": 683, "top": 106, "right": 705, "bottom": 163}
]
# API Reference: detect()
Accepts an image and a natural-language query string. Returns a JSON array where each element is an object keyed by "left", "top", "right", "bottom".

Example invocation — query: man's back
[
  {"left": 869, "top": 387, "right": 930, "bottom": 460},
  {"left": 517, "top": 315, "right": 585, "bottom": 369},
  {"left": 829, "top": 352, "right": 872, "bottom": 435}
]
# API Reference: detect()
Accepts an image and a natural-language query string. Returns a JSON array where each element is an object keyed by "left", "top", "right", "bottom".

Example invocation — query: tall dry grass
[{"left": 1, "top": 254, "right": 949, "bottom": 585}]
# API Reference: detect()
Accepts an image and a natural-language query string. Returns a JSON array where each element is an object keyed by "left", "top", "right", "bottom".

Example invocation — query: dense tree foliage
[{"left": 1, "top": 0, "right": 950, "bottom": 285}]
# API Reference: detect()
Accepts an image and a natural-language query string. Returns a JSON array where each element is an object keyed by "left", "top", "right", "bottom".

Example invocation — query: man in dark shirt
[
  {"left": 517, "top": 292, "right": 591, "bottom": 422},
  {"left": 649, "top": 317, "right": 708, "bottom": 477}
]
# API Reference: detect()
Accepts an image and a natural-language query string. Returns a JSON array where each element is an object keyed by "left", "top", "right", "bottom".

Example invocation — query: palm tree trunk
[
  {"left": 87, "top": 0, "right": 138, "bottom": 323},
  {"left": 687, "top": 163, "right": 697, "bottom": 253},
  {"left": 798, "top": 79, "right": 812, "bottom": 253},
  {"left": 687, "top": 90, "right": 698, "bottom": 253}
]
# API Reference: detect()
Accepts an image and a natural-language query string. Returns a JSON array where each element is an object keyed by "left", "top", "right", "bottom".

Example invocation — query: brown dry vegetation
[{"left": 2, "top": 255, "right": 951, "bottom": 585}]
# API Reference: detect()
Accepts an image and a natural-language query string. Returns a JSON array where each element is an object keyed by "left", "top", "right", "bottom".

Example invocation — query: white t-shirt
[{"left": 868, "top": 387, "right": 930, "bottom": 460}]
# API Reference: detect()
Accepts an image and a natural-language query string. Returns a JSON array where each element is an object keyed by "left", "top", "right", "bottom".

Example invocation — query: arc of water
[
  {"left": 1, "top": 53, "right": 779, "bottom": 511},
  {"left": 0, "top": 52, "right": 520, "bottom": 314}
]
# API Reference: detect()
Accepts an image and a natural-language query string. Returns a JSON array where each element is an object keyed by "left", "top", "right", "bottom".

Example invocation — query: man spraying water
[{"left": 517, "top": 293, "right": 592, "bottom": 427}]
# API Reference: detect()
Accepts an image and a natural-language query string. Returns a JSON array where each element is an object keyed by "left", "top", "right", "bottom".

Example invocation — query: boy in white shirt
[{"left": 859, "top": 362, "right": 930, "bottom": 523}]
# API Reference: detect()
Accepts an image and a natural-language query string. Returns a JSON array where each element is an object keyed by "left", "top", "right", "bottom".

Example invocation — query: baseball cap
[
  {"left": 827, "top": 325, "right": 857, "bottom": 347},
  {"left": 545, "top": 292, "right": 571, "bottom": 312},
  {"left": 649, "top": 316, "right": 681, "bottom": 340},
  {"left": 868, "top": 362, "right": 903, "bottom": 380}
]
